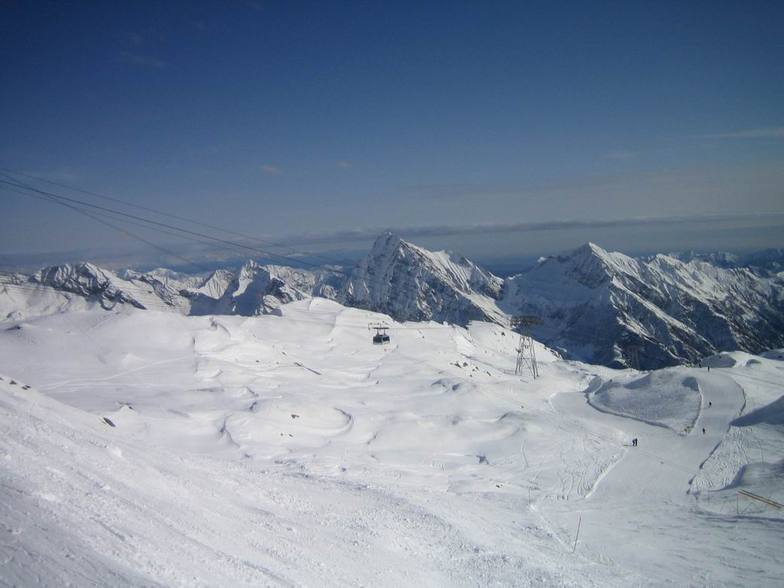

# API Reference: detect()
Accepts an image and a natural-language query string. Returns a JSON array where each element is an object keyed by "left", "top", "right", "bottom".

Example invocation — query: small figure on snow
[
  {"left": 632, "top": 438, "right": 638, "bottom": 447},
  {"left": 702, "top": 427, "right": 706, "bottom": 435},
  {"left": 708, "top": 401, "right": 712, "bottom": 408}
]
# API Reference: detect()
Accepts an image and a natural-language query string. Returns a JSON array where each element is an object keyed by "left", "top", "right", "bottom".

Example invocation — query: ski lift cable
[
  {"left": 0, "top": 202, "right": 227, "bottom": 298},
  {"left": 0, "top": 177, "right": 352, "bottom": 276},
  {"left": 67, "top": 205, "right": 208, "bottom": 273},
  {"left": 0, "top": 175, "right": 342, "bottom": 273},
  {"left": 1, "top": 184, "right": 205, "bottom": 271},
  {"left": 49, "top": 203, "right": 254, "bottom": 270},
  {"left": 2, "top": 181, "right": 218, "bottom": 249},
  {"left": 0, "top": 168, "right": 354, "bottom": 268},
  {"left": 1, "top": 184, "right": 210, "bottom": 273}
]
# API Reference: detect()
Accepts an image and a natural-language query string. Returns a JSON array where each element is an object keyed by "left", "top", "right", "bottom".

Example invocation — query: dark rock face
[{"left": 34, "top": 263, "right": 150, "bottom": 310}]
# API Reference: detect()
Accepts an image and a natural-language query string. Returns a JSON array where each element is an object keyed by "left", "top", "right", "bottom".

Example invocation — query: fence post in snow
[{"left": 572, "top": 514, "right": 582, "bottom": 553}]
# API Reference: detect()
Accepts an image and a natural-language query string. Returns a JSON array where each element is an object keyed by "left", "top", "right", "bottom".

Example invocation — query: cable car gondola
[{"left": 369, "top": 323, "right": 391, "bottom": 345}]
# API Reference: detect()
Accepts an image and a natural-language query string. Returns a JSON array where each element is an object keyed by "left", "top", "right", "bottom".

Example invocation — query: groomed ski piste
[{"left": 1, "top": 298, "right": 782, "bottom": 586}]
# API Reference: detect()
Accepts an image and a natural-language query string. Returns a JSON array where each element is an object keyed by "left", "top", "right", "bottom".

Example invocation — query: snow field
[
  {"left": 0, "top": 300, "right": 782, "bottom": 586},
  {"left": 588, "top": 369, "right": 702, "bottom": 433}
]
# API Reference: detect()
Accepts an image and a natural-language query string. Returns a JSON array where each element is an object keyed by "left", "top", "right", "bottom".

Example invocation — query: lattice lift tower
[{"left": 511, "top": 315, "right": 542, "bottom": 379}]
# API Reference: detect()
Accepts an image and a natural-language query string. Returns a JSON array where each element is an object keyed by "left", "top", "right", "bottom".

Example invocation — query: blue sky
[{"left": 1, "top": 1, "right": 783, "bottom": 266}]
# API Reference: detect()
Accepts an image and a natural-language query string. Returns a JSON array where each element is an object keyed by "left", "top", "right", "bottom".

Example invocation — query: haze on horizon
[{"left": 2, "top": 1, "right": 783, "bottom": 269}]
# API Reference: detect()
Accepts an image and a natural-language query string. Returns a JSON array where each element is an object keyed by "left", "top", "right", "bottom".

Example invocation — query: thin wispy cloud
[
  {"left": 240, "top": 0, "right": 265, "bottom": 12},
  {"left": 261, "top": 164, "right": 282, "bottom": 175},
  {"left": 605, "top": 150, "right": 636, "bottom": 160},
  {"left": 337, "top": 160, "right": 352, "bottom": 169},
  {"left": 121, "top": 32, "right": 145, "bottom": 46},
  {"left": 283, "top": 212, "right": 784, "bottom": 246},
  {"left": 26, "top": 167, "right": 81, "bottom": 183},
  {"left": 704, "top": 127, "right": 784, "bottom": 139},
  {"left": 119, "top": 51, "right": 167, "bottom": 69}
]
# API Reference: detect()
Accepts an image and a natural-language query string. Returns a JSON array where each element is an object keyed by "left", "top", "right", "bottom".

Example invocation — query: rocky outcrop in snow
[
  {"left": 32, "top": 263, "right": 188, "bottom": 311},
  {"left": 13, "top": 259, "right": 345, "bottom": 318},
  {"left": 33, "top": 263, "right": 142, "bottom": 309},
  {"left": 188, "top": 261, "right": 343, "bottom": 316}
]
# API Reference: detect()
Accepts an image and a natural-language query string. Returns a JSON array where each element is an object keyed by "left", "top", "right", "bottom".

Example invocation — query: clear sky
[{"left": 1, "top": 0, "right": 783, "bottom": 267}]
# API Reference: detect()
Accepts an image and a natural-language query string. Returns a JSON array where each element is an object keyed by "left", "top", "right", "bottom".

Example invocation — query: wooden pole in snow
[
  {"left": 572, "top": 514, "right": 582, "bottom": 553},
  {"left": 737, "top": 489, "right": 783, "bottom": 510}
]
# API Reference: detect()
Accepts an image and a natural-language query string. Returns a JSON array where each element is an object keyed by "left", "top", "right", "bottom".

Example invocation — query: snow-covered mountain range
[
  {"left": 668, "top": 248, "right": 784, "bottom": 274},
  {"left": 504, "top": 243, "right": 784, "bottom": 368},
  {"left": 2, "top": 233, "right": 783, "bottom": 369}
]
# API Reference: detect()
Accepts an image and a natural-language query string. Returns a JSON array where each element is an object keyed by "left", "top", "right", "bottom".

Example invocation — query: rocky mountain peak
[{"left": 340, "top": 233, "right": 505, "bottom": 325}]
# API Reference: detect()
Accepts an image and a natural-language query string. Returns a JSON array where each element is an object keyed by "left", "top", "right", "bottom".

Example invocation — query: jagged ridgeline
[{"left": 2, "top": 233, "right": 783, "bottom": 370}]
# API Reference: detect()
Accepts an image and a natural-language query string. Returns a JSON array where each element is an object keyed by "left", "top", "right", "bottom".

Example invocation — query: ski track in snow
[{"left": 0, "top": 302, "right": 782, "bottom": 586}]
